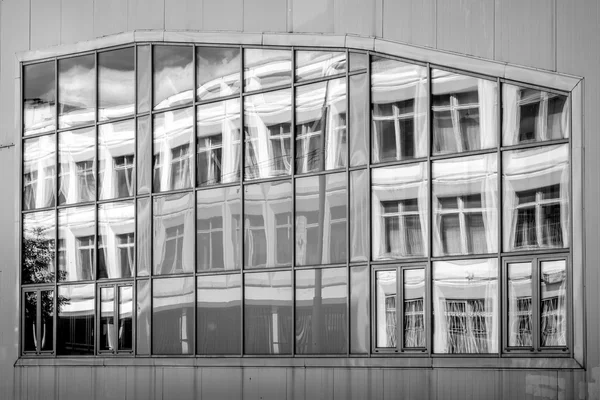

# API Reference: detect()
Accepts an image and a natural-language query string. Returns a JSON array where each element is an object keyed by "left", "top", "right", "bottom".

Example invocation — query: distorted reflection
[
  {"left": 244, "top": 271, "right": 292, "bottom": 354},
  {"left": 118, "top": 286, "right": 133, "bottom": 351},
  {"left": 295, "top": 172, "right": 347, "bottom": 266},
  {"left": 153, "top": 108, "right": 194, "bottom": 192},
  {"left": 137, "top": 197, "right": 151, "bottom": 276},
  {"left": 58, "top": 54, "right": 95, "bottom": 129},
  {"left": 58, "top": 127, "right": 96, "bottom": 205},
  {"left": 153, "top": 192, "right": 194, "bottom": 275},
  {"left": 23, "top": 135, "right": 56, "bottom": 210},
  {"left": 244, "top": 89, "right": 292, "bottom": 179},
  {"left": 349, "top": 73, "right": 368, "bottom": 167},
  {"left": 244, "top": 49, "right": 291, "bottom": 92},
  {"left": 350, "top": 170, "right": 368, "bottom": 262},
  {"left": 137, "top": 116, "right": 151, "bottom": 195},
  {"left": 57, "top": 284, "right": 95, "bottom": 355},
  {"left": 23, "top": 61, "right": 55, "bottom": 135},
  {"left": 540, "top": 260, "right": 567, "bottom": 347},
  {"left": 372, "top": 57, "right": 427, "bottom": 162},
  {"left": 372, "top": 163, "right": 428, "bottom": 259},
  {"left": 137, "top": 46, "right": 151, "bottom": 113},
  {"left": 349, "top": 52, "right": 368, "bottom": 72},
  {"left": 433, "top": 259, "right": 498, "bottom": 354},
  {"left": 99, "top": 286, "right": 115, "bottom": 351},
  {"left": 503, "top": 84, "right": 569, "bottom": 145},
  {"left": 350, "top": 266, "right": 369, "bottom": 354},
  {"left": 98, "top": 47, "right": 135, "bottom": 121},
  {"left": 98, "top": 201, "right": 135, "bottom": 279},
  {"left": 58, "top": 205, "right": 95, "bottom": 282},
  {"left": 196, "top": 46, "right": 241, "bottom": 101},
  {"left": 152, "top": 277, "right": 194, "bottom": 355},
  {"left": 196, "top": 99, "right": 240, "bottom": 186},
  {"left": 432, "top": 154, "right": 498, "bottom": 256},
  {"left": 23, "top": 291, "right": 37, "bottom": 352},
  {"left": 244, "top": 180, "right": 292, "bottom": 269},
  {"left": 376, "top": 270, "right": 397, "bottom": 348},
  {"left": 197, "top": 274, "right": 241, "bottom": 354},
  {"left": 23, "top": 210, "right": 55, "bottom": 284},
  {"left": 99, "top": 119, "right": 135, "bottom": 200},
  {"left": 23, "top": 290, "right": 55, "bottom": 353},
  {"left": 295, "top": 78, "right": 347, "bottom": 173},
  {"left": 432, "top": 70, "right": 497, "bottom": 155},
  {"left": 295, "top": 50, "right": 346, "bottom": 82},
  {"left": 507, "top": 262, "right": 533, "bottom": 347},
  {"left": 404, "top": 269, "right": 425, "bottom": 348},
  {"left": 136, "top": 279, "right": 150, "bottom": 354},
  {"left": 153, "top": 45, "right": 194, "bottom": 110},
  {"left": 503, "top": 144, "right": 569, "bottom": 251},
  {"left": 40, "top": 291, "right": 54, "bottom": 351}
]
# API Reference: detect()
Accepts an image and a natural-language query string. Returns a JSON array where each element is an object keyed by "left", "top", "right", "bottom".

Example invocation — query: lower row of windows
[{"left": 22, "top": 256, "right": 568, "bottom": 356}]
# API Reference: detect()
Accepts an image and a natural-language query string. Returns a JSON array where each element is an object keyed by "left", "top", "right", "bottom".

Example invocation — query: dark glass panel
[
  {"left": 23, "top": 135, "right": 56, "bottom": 210},
  {"left": 137, "top": 116, "right": 151, "bottom": 195},
  {"left": 244, "top": 49, "right": 291, "bottom": 92},
  {"left": 136, "top": 279, "right": 150, "bottom": 355},
  {"left": 540, "top": 260, "right": 567, "bottom": 347},
  {"left": 349, "top": 73, "right": 368, "bottom": 167},
  {"left": 350, "top": 266, "right": 369, "bottom": 354},
  {"left": 507, "top": 262, "right": 533, "bottom": 347},
  {"left": 153, "top": 192, "right": 195, "bottom": 275},
  {"left": 153, "top": 45, "right": 193, "bottom": 110},
  {"left": 376, "top": 270, "right": 397, "bottom": 348},
  {"left": 99, "top": 286, "right": 115, "bottom": 351},
  {"left": 57, "top": 284, "right": 95, "bottom": 355},
  {"left": 136, "top": 197, "right": 151, "bottom": 277},
  {"left": 295, "top": 267, "right": 347, "bottom": 354},
  {"left": 350, "top": 169, "right": 368, "bottom": 262},
  {"left": 196, "top": 46, "right": 241, "bottom": 101},
  {"left": 244, "top": 180, "right": 292, "bottom": 269},
  {"left": 23, "top": 210, "right": 55, "bottom": 284},
  {"left": 58, "top": 206, "right": 95, "bottom": 282},
  {"left": 40, "top": 291, "right": 54, "bottom": 351},
  {"left": 197, "top": 187, "right": 241, "bottom": 271},
  {"left": 98, "top": 201, "right": 135, "bottom": 279},
  {"left": 98, "top": 47, "right": 135, "bottom": 121},
  {"left": 244, "top": 89, "right": 292, "bottom": 180},
  {"left": 295, "top": 172, "right": 347, "bottom": 266},
  {"left": 403, "top": 269, "right": 425, "bottom": 348},
  {"left": 118, "top": 286, "right": 133, "bottom": 351},
  {"left": 349, "top": 52, "right": 368, "bottom": 72},
  {"left": 196, "top": 274, "right": 241, "bottom": 355},
  {"left": 23, "top": 292, "right": 37, "bottom": 352},
  {"left": 58, "top": 54, "right": 95, "bottom": 129},
  {"left": 295, "top": 78, "right": 347, "bottom": 173},
  {"left": 24, "top": 61, "right": 56, "bottom": 136},
  {"left": 137, "top": 45, "right": 151, "bottom": 114},
  {"left": 98, "top": 119, "right": 135, "bottom": 200},
  {"left": 152, "top": 277, "right": 195, "bottom": 355},
  {"left": 244, "top": 271, "right": 292, "bottom": 355},
  {"left": 58, "top": 127, "right": 96, "bottom": 205},
  {"left": 295, "top": 50, "right": 346, "bottom": 82}
]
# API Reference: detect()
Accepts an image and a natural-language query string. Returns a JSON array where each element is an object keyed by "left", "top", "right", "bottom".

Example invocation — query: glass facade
[{"left": 20, "top": 44, "right": 571, "bottom": 358}]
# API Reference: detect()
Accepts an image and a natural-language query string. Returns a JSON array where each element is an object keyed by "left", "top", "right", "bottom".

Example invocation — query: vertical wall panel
[
  {"left": 383, "top": 369, "right": 431, "bottom": 400},
  {"left": 292, "top": 0, "right": 334, "bottom": 33},
  {"left": 31, "top": 0, "right": 61, "bottom": 49},
  {"left": 244, "top": 0, "right": 288, "bottom": 32},
  {"left": 305, "top": 368, "right": 335, "bottom": 400},
  {"left": 61, "top": 0, "right": 94, "bottom": 44},
  {"left": 203, "top": 0, "right": 243, "bottom": 31},
  {"left": 94, "top": 0, "right": 128, "bottom": 38},
  {"left": 437, "top": 369, "right": 501, "bottom": 400},
  {"left": 57, "top": 367, "right": 94, "bottom": 399},
  {"left": 127, "top": 0, "right": 164, "bottom": 31},
  {"left": 436, "top": 0, "right": 494, "bottom": 59},
  {"left": 201, "top": 367, "right": 243, "bottom": 400},
  {"left": 165, "top": 0, "right": 204, "bottom": 31},
  {"left": 382, "top": 0, "right": 435, "bottom": 48},
  {"left": 163, "top": 368, "right": 195, "bottom": 400},
  {"left": 243, "top": 368, "right": 289, "bottom": 400},
  {"left": 132, "top": 366, "right": 154, "bottom": 400},
  {"left": 334, "top": 0, "right": 376, "bottom": 37}
]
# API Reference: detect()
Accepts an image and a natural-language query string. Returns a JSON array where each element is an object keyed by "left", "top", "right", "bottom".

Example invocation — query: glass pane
[
  {"left": 349, "top": 52, "right": 368, "bottom": 72},
  {"left": 295, "top": 267, "right": 347, "bottom": 354},
  {"left": 244, "top": 180, "right": 292, "bottom": 269},
  {"left": 137, "top": 116, "right": 151, "bottom": 195},
  {"left": 197, "top": 187, "right": 241, "bottom": 271},
  {"left": 136, "top": 279, "right": 150, "bottom": 355},
  {"left": 98, "top": 201, "right": 135, "bottom": 279},
  {"left": 432, "top": 70, "right": 498, "bottom": 155},
  {"left": 540, "top": 260, "right": 567, "bottom": 347},
  {"left": 137, "top": 197, "right": 151, "bottom": 277},
  {"left": 23, "top": 135, "right": 56, "bottom": 210},
  {"left": 244, "top": 49, "right": 291, "bottom": 92},
  {"left": 432, "top": 259, "right": 498, "bottom": 354},
  {"left": 23, "top": 292, "right": 37, "bottom": 352},
  {"left": 244, "top": 271, "right": 292, "bottom": 355},
  {"left": 58, "top": 54, "right": 95, "bottom": 129},
  {"left": 296, "top": 172, "right": 347, "bottom": 266},
  {"left": 295, "top": 78, "right": 347, "bottom": 173},
  {"left": 432, "top": 154, "right": 498, "bottom": 256},
  {"left": 197, "top": 274, "right": 241, "bottom": 354},
  {"left": 196, "top": 99, "right": 241, "bottom": 186},
  {"left": 153, "top": 107, "right": 194, "bottom": 192},
  {"left": 371, "top": 57, "right": 427, "bottom": 163},
  {"left": 372, "top": 163, "right": 428, "bottom": 259},
  {"left": 196, "top": 46, "right": 241, "bottom": 101},
  {"left": 99, "top": 286, "right": 115, "bottom": 351},
  {"left": 40, "top": 291, "right": 54, "bottom": 351},
  {"left": 57, "top": 284, "right": 95, "bottom": 355},
  {"left": 58, "top": 127, "right": 96, "bottom": 205},
  {"left": 507, "top": 262, "right": 533, "bottom": 347},
  {"left": 350, "top": 169, "right": 368, "bottom": 262},
  {"left": 137, "top": 45, "right": 151, "bottom": 114},
  {"left": 98, "top": 119, "right": 135, "bottom": 200},
  {"left": 503, "top": 84, "right": 569, "bottom": 145},
  {"left": 244, "top": 89, "right": 292, "bottom": 180},
  {"left": 98, "top": 47, "right": 135, "bottom": 121},
  {"left": 24, "top": 61, "right": 55, "bottom": 136},
  {"left": 153, "top": 45, "right": 193, "bottom": 110},
  {"left": 23, "top": 210, "right": 55, "bottom": 284},
  {"left": 404, "top": 269, "right": 425, "bottom": 348},
  {"left": 152, "top": 277, "right": 195, "bottom": 355},
  {"left": 295, "top": 50, "right": 346, "bottom": 82},
  {"left": 153, "top": 192, "right": 194, "bottom": 275},
  {"left": 349, "top": 73, "right": 368, "bottom": 167},
  {"left": 376, "top": 270, "right": 397, "bottom": 348},
  {"left": 58, "top": 205, "right": 95, "bottom": 282},
  {"left": 503, "top": 144, "right": 569, "bottom": 251},
  {"left": 350, "top": 265, "right": 369, "bottom": 354},
  {"left": 118, "top": 286, "right": 133, "bottom": 351}
]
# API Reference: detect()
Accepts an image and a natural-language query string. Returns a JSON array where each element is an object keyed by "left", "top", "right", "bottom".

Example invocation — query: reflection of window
[
  {"left": 384, "top": 295, "right": 397, "bottom": 347},
  {"left": 541, "top": 295, "right": 565, "bottom": 346},
  {"left": 438, "top": 195, "right": 487, "bottom": 255},
  {"left": 517, "top": 89, "right": 567, "bottom": 143},
  {"left": 380, "top": 199, "right": 423, "bottom": 257},
  {"left": 297, "top": 211, "right": 319, "bottom": 265},
  {"left": 513, "top": 184, "right": 563, "bottom": 249},
  {"left": 329, "top": 205, "right": 346, "bottom": 262},
  {"left": 268, "top": 123, "right": 291, "bottom": 174},
  {"left": 275, "top": 213, "right": 292, "bottom": 265},
  {"left": 114, "top": 155, "right": 134, "bottom": 197},
  {"left": 373, "top": 101, "right": 415, "bottom": 161},
  {"left": 164, "top": 226, "right": 185, "bottom": 273},
  {"left": 404, "top": 299, "right": 425, "bottom": 348},
  {"left": 117, "top": 233, "right": 134, "bottom": 277},
  {"left": 433, "top": 91, "right": 480, "bottom": 153},
  {"left": 197, "top": 135, "right": 223, "bottom": 186},
  {"left": 197, "top": 216, "right": 224, "bottom": 270},
  {"left": 170, "top": 144, "right": 191, "bottom": 190},
  {"left": 297, "top": 120, "right": 323, "bottom": 172},
  {"left": 444, "top": 299, "right": 489, "bottom": 353},
  {"left": 76, "top": 160, "right": 95, "bottom": 200},
  {"left": 152, "top": 153, "right": 162, "bottom": 191},
  {"left": 76, "top": 235, "right": 95, "bottom": 280},
  {"left": 510, "top": 297, "right": 533, "bottom": 347},
  {"left": 245, "top": 215, "right": 266, "bottom": 267}
]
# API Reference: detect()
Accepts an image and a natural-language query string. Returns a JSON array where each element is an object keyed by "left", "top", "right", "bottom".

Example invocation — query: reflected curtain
[
  {"left": 482, "top": 156, "right": 498, "bottom": 253},
  {"left": 502, "top": 85, "right": 520, "bottom": 144},
  {"left": 478, "top": 80, "right": 497, "bottom": 149}
]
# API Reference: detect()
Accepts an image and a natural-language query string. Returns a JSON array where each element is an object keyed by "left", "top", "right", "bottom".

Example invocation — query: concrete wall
[{"left": 1, "top": 0, "right": 599, "bottom": 399}]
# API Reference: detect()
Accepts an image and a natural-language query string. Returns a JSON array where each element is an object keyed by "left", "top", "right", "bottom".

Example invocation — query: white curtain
[
  {"left": 478, "top": 80, "right": 498, "bottom": 149},
  {"left": 502, "top": 85, "right": 520, "bottom": 145}
]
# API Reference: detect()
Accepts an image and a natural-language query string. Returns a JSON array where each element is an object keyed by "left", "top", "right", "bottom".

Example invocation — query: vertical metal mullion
[
  {"left": 426, "top": 63, "right": 433, "bottom": 356},
  {"left": 366, "top": 52, "right": 373, "bottom": 357},
  {"left": 345, "top": 49, "right": 351, "bottom": 357},
  {"left": 132, "top": 44, "right": 139, "bottom": 357},
  {"left": 36, "top": 289, "right": 42, "bottom": 354},
  {"left": 398, "top": 267, "right": 403, "bottom": 353},
  {"left": 497, "top": 77, "right": 503, "bottom": 357},
  {"left": 94, "top": 50, "right": 100, "bottom": 356},
  {"left": 290, "top": 46, "right": 297, "bottom": 357},
  {"left": 533, "top": 256, "right": 540, "bottom": 352},
  {"left": 53, "top": 57, "right": 59, "bottom": 358},
  {"left": 149, "top": 43, "right": 154, "bottom": 357},
  {"left": 19, "top": 65, "right": 25, "bottom": 357},
  {"left": 192, "top": 44, "right": 198, "bottom": 357},
  {"left": 239, "top": 45, "right": 245, "bottom": 357}
]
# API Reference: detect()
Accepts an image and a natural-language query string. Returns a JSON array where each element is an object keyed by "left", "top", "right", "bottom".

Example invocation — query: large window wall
[{"left": 20, "top": 43, "right": 571, "bottom": 358}]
